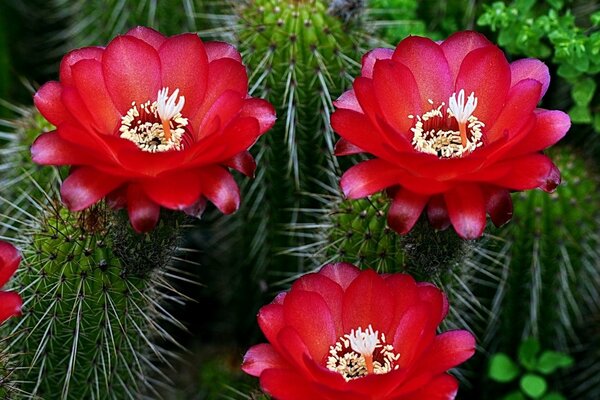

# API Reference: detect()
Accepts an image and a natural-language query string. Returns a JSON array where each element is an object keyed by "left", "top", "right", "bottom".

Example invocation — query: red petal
[
  {"left": 59, "top": 46, "right": 104, "bottom": 85},
  {"left": 224, "top": 151, "right": 256, "bottom": 177},
  {"left": 276, "top": 327, "right": 313, "bottom": 372},
  {"left": 204, "top": 41, "right": 242, "bottom": 63},
  {"left": 484, "top": 187, "right": 513, "bottom": 227},
  {"left": 71, "top": 59, "right": 120, "bottom": 133},
  {"left": 401, "top": 374, "right": 459, "bottom": 400},
  {"left": 361, "top": 47, "right": 394, "bottom": 78},
  {"left": 259, "top": 368, "right": 324, "bottom": 400},
  {"left": 492, "top": 154, "right": 561, "bottom": 192},
  {"left": 392, "top": 303, "right": 435, "bottom": 368},
  {"left": 384, "top": 273, "right": 418, "bottom": 336},
  {"left": 333, "top": 89, "right": 362, "bottom": 113},
  {"left": 330, "top": 108, "right": 394, "bottom": 158},
  {"left": 197, "top": 166, "right": 240, "bottom": 214},
  {"left": 142, "top": 170, "right": 202, "bottom": 210},
  {"left": 191, "top": 116, "right": 262, "bottom": 165},
  {"left": 318, "top": 262, "right": 360, "bottom": 291},
  {"left": 417, "top": 283, "right": 449, "bottom": 325},
  {"left": 57, "top": 123, "right": 120, "bottom": 165},
  {"left": 31, "top": 131, "right": 97, "bottom": 165},
  {"left": 0, "top": 292, "right": 23, "bottom": 324},
  {"left": 292, "top": 273, "right": 345, "bottom": 336},
  {"left": 258, "top": 303, "right": 285, "bottom": 346},
  {"left": 512, "top": 110, "right": 570, "bottom": 155},
  {"left": 487, "top": 79, "right": 542, "bottom": 144},
  {"left": 387, "top": 188, "right": 429, "bottom": 235},
  {"left": 61, "top": 168, "right": 124, "bottom": 211},
  {"left": 125, "top": 26, "right": 166, "bottom": 49},
  {"left": 0, "top": 242, "right": 21, "bottom": 287},
  {"left": 159, "top": 33, "right": 209, "bottom": 117},
  {"left": 414, "top": 330, "right": 476, "bottom": 375},
  {"left": 444, "top": 184, "right": 487, "bottom": 240},
  {"left": 372, "top": 59, "right": 422, "bottom": 134},
  {"left": 334, "top": 138, "right": 364, "bottom": 156},
  {"left": 342, "top": 269, "right": 395, "bottom": 333},
  {"left": 441, "top": 31, "right": 491, "bottom": 83},
  {"left": 106, "top": 186, "right": 127, "bottom": 209},
  {"left": 183, "top": 198, "right": 207, "bottom": 218},
  {"left": 340, "top": 159, "right": 402, "bottom": 199},
  {"left": 393, "top": 36, "right": 453, "bottom": 108},
  {"left": 427, "top": 195, "right": 451, "bottom": 230},
  {"left": 240, "top": 98, "right": 277, "bottom": 134},
  {"left": 341, "top": 158, "right": 452, "bottom": 199},
  {"left": 511, "top": 58, "right": 550, "bottom": 99},
  {"left": 127, "top": 185, "right": 161, "bottom": 233},
  {"left": 102, "top": 35, "right": 161, "bottom": 114},
  {"left": 455, "top": 45, "right": 511, "bottom": 127},
  {"left": 190, "top": 58, "right": 248, "bottom": 129},
  {"left": 242, "top": 344, "right": 287, "bottom": 377},
  {"left": 283, "top": 290, "right": 337, "bottom": 363},
  {"left": 196, "top": 90, "right": 245, "bottom": 140},
  {"left": 34, "top": 82, "right": 68, "bottom": 126},
  {"left": 60, "top": 86, "right": 96, "bottom": 130}
]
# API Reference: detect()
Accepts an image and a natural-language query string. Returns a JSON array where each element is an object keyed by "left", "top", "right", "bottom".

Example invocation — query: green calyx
[{"left": 319, "top": 192, "right": 470, "bottom": 277}]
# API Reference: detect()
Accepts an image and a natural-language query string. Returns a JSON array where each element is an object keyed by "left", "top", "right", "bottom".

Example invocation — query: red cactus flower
[
  {"left": 0, "top": 242, "right": 22, "bottom": 324},
  {"left": 242, "top": 263, "right": 476, "bottom": 399},
  {"left": 332, "top": 31, "right": 570, "bottom": 239},
  {"left": 32, "top": 27, "right": 276, "bottom": 232}
]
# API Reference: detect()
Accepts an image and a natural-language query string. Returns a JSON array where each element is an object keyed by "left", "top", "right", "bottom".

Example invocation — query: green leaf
[
  {"left": 569, "top": 105, "right": 592, "bottom": 123},
  {"left": 521, "top": 374, "right": 548, "bottom": 399},
  {"left": 572, "top": 78, "right": 597, "bottom": 105},
  {"left": 557, "top": 64, "right": 582, "bottom": 79},
  {"left": 536, "top": 351, "right": 574, "bottom": 375},
  {"left": 541, "top": 392, "right": 566, "bottom": 400},
  {"left": 546, "top": 0, "right": 563, "bottom": 10},
  {"left": 489, "top": 353, "right": 520, "bottom": 382},
  {"left": 518, "top": 338, "right": 540, "bottom": 370},
  {"left": 593, "top": 113, "right": 600, "bottom": 132},
  {"left": 591, "top": 11, "right": 600, "bottom": 27},
  {"left": 504, "top": 392, "right": 527, "bottom": 400}
]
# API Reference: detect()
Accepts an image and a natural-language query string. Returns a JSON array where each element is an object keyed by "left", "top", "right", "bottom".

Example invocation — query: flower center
[
  {"left": 410, "top": 89, "right": 484, "bottom": 159},
  {"left": 119, "top": 87, "right": 189, "bottom": 152},
  {"left": 326, "top": 325, "right": 401, "bottom": 381}
]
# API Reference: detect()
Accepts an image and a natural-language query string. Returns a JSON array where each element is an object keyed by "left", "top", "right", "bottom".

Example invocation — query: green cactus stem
[{"left": 0, "top": 197, "right": 187, "bottom": 400}]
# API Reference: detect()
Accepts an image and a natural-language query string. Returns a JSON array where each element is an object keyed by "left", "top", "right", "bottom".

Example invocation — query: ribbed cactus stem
[{"left": 0, "top": 200, "right": 186, "bottom": 399}]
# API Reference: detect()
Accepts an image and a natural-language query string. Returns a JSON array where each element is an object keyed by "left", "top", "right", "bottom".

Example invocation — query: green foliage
[
  {"left": 0, "top": 199, "right": 185, "bottom": 399},
  {"left": 488, "top": 338, "right": 572, "bottom": 399},
  {"left": 478, "top": 1, "right": 600, "bottom": 129}
]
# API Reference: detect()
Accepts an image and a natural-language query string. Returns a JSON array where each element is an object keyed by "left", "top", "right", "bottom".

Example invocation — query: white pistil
[
  {"left": 348, "top": 325, "right": 379, "bottom": 374},
  {"left": 448, "top": 89, "right": 477, "bottom": 147},
  {"left": 448, "top": 89, "right": 477, "bottom": 124}
]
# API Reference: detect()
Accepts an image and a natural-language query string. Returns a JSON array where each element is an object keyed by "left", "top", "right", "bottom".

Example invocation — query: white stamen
[
  {"left": 448, "top": 89, "right": 477, "bottom": 124},
  {"left": 156, "top": 87, "right": 185, "bottom": 122},
  {"left": 348, "top": 325, "right": 379, "bottom": 358}
]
